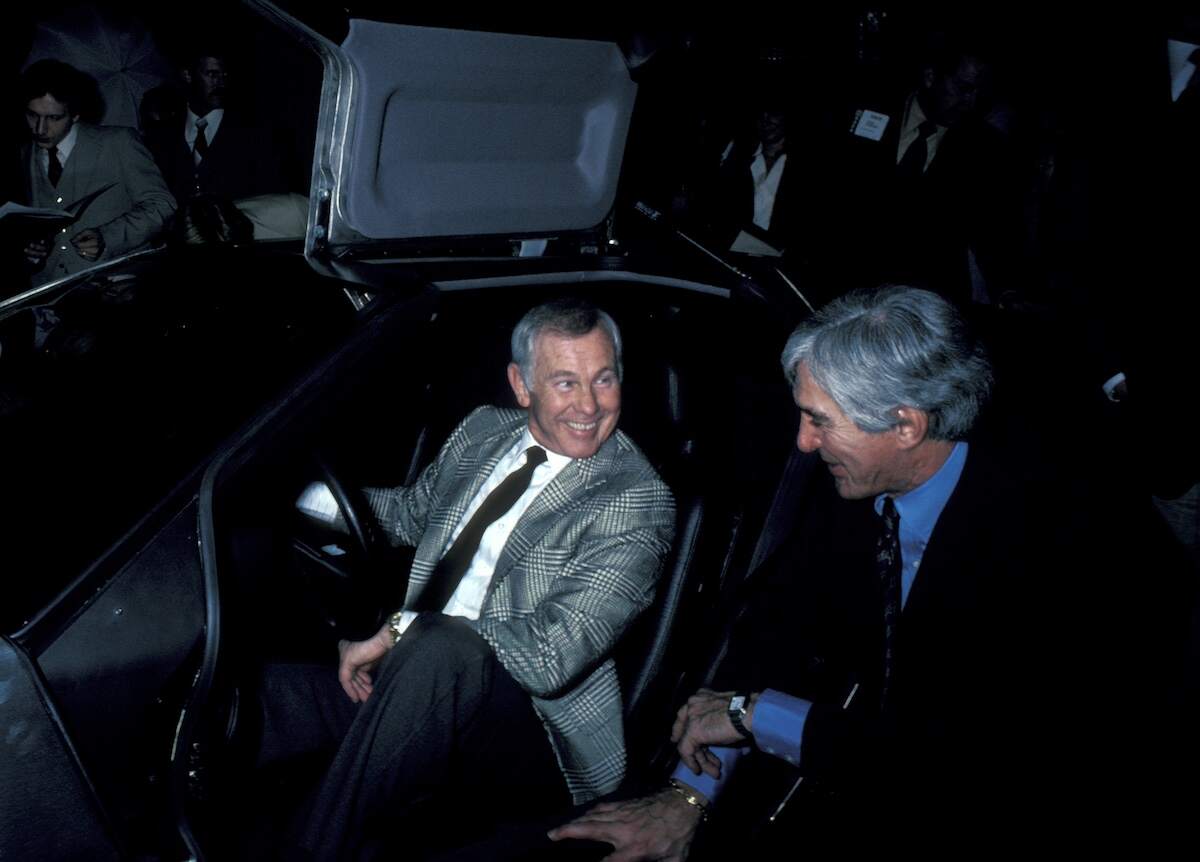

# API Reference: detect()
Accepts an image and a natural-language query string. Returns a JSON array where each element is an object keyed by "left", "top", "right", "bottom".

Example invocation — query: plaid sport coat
[{"left": 365, "top": 406, "right": 675, "bottom": 802}]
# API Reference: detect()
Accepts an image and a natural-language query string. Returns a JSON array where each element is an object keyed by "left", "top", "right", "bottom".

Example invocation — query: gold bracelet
[{"left": 666, "top": 778, "right": 709, "bottom": 822}]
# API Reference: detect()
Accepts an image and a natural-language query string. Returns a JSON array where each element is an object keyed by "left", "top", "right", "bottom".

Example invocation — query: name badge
[{"left": 850, "top": 109, "right": 889, "bottom": 141}]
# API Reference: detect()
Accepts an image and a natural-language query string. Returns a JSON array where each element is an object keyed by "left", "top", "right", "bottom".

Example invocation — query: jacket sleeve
[
  {"left": 362, "top": 407, "right": 486, "bottom": 548},
  {"left": 96, "top": 128, "right": 176, "bottom": 257}
]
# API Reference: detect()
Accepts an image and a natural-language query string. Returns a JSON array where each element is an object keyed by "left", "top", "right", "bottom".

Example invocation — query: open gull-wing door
[{"left": 251, "top": 4, "right": 638, "bottom": 256}]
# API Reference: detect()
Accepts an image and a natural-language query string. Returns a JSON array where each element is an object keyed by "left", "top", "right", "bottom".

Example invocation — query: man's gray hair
[
  {"left": 511, "top": 298, "right": 623, "bottom": 385},
  {"left": 781, "top": 285, "right": 992, "bottom": 441}
]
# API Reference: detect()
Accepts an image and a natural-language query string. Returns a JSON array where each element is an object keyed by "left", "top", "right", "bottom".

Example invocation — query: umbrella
[{"left": 25, "top": 3, "right": 173, "bottom": 130}]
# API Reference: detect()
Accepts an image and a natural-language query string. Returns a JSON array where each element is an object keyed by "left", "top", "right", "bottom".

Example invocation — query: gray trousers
[{"left": 258, "top": 614, "right": 568, "bottom": 861}]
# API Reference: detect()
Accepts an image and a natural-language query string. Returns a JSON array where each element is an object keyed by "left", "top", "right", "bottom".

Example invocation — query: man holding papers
[{"left": 18, "top": 60, "right": 175, "bottom": 286}]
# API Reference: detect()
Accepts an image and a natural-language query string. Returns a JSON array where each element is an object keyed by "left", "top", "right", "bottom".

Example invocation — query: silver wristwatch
[{"left": 728, "top": 691, "right": 753, "bottom": 741}]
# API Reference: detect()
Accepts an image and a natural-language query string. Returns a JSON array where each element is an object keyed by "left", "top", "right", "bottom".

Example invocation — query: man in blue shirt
[{"left": 550, "top": 285, "right": 1143, "bottom": 857}]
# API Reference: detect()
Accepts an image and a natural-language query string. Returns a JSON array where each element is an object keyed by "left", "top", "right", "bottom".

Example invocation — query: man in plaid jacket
[{"left": 273, "top": 298, "right": 675, "bottom": 859}]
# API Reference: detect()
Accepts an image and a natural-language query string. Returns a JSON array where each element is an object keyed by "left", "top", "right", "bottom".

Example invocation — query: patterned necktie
[
  {"left": 193, "top": 117, "right": 209, "bottom": 164},
  {"left": 47, "top": 146, "right": 62, "bottom": 186},
  {"left": 895, "top": 119, "right": 938, "bottom": 180},
  {"left": 876, "top": 496, "right": 902, "bottom": 706},
  {"left": 413, "top": 446, "right": 547, "bottom": 612}
]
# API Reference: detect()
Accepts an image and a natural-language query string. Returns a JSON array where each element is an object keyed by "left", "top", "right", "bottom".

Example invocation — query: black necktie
[
  {"left": 47, "top": 146, "right": 62, "bottom": 186},
  {"left": 414, "top": 446, "right": 548, "bottom": 612},
  {"left": 895, "top": 119, "right": 938, "bottom": 180},
  {"left": 876, "top": 496, "right": 902, "bottom": 706},
  {"left": 193, "top": 117, "right": 209, "bottom": 163}
]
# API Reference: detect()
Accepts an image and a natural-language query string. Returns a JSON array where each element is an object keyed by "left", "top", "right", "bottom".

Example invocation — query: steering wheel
[
  {"left": 292, "top": 451, "right": 400, "bottom": 643},
  {"left": 313, "top": 453, "right": 381, "bottom": 565}
]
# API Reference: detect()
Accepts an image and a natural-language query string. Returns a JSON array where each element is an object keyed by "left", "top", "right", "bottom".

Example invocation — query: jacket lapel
[
  {"left": 901, "top": 444, "right": 991, "bottom": 620},
  {"left": 485, "top": 432, "right": 618, "bottom": 600},
  {"left": 60, "top": 125, "right": 100, "bottom": 209},
  {"left": 405, "top": 414, "right": 525, "bottom": 601}
]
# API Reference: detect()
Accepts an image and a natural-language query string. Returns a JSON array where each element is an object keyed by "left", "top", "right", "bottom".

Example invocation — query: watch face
[{"left": 730, "top": 695, "right": 747, "bottom": 713}]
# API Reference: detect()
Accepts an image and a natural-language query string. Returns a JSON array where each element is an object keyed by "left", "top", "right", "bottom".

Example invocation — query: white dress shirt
[
  {"left": 297, "top": 428, "right": 570, "bottom": 636},
  {"left": 41, "top": 124, "right": 78, "bottom": 177},
  {"left": 186, "top": 108, "right": 224, "bottom": 156},
  {"left": 749, "top": 146, "right": 788, "bottom": 232},
  {"left": 895, "top": 94, "right": 947, "bottom": 172}
]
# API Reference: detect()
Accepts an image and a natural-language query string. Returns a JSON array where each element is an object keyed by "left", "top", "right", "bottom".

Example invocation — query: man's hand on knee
[
  {"left": 547, "top": 788, "right": 703, "bottom": 862},
  {"left": 337, "top": 624, "right": 393, "bottom": 702}
]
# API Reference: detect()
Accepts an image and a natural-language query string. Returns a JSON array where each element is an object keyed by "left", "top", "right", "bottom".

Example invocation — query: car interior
[{"left": 157, "top": 276, "right": 807, "bottom": 856}]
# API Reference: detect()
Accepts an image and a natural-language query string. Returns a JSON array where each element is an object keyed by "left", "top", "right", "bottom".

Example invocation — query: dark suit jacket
[
  {"left": 148, "top": 111, "right": 290, "bottom": 204},
  {"left": 711, "top": 440, "right": 1187, "bottom": 842},
  {"left": 1089, "top": 34, "right": 1200, "bottom": 495},
  {"left": 808, "top": 93, "right": 1023, "bottom": 306}
]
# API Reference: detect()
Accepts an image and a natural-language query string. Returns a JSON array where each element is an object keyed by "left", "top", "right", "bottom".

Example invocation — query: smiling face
[
  {"left": 507, "top": 327, "right": 621, "bottom": 460},
  {"left": 26, "top": 94, "right": 78, "bottom": 150},
  {"left": 792, "top": 361, "right": 905, "bottom": 500}
]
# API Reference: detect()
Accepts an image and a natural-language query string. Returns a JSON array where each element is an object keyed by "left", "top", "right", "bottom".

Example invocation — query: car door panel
[
  {"left": 31, "top": 503, "right": 206, "bottom": 854},
  {"left": 0, "top": 635, "right": 123, "bottom": 861}
]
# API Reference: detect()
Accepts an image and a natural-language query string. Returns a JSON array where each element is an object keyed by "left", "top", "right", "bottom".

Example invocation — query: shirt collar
[
  {"left": 515, "top": 427, "right": 572, "bottom": 473},
  {"left": 903, "top": 93, "right": 944, "bottom": 137},
  {"left": 188, "top": 107, "right": 224, "bottom": 132},
  {"left": 750, "top": 144, "right": 787, "bottom": 180},
  {"left": 874, "top": 440, "right": 968, "bottom": 538},
  {"left": 54, "top": 123, "right": 79, "bottom": 162}
]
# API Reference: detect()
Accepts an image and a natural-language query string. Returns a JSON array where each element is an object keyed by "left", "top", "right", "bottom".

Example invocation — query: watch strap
[{"left": 728, "top": 691, "right": 754, "bottom": 741}]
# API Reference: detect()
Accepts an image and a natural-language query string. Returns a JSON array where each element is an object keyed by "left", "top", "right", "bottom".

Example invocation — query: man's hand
[
  {"left": 671, "top": 688, "right": 756, "bottom": 778},
  {"left": 24, "top": 239, "right": 49, "bottom": 266},
  {"left": 71, "top": 228, "right": 105, "bottom": 261},
  {"left": 547, "top": 787, "right": 703, "bottom": 862},
  {"left": 337, "top": 624, "right": 393, "bottom": 703}
]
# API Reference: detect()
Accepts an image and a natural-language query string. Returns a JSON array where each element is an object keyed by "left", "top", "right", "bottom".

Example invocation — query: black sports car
[{"left": 1, "top": 5, "right": 807, "bottom": 858}]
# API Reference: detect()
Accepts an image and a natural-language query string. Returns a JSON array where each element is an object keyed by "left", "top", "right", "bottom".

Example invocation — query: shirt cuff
[
  {"left": 296, "top": 480, "right": 340, "bottom": 524},
  {"left": 751, "top": 689, "right": 811, "bottom": 768},
  {"left": 394, "top": 609, "right": 419, "bottom": 637},
  {"left": 670, "top": 745, "right": 747, "bottom": 803}
]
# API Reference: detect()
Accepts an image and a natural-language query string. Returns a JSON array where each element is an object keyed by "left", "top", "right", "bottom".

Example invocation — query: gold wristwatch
[{"left": 386, "top": 610, "right": 406, "bottom": 646}]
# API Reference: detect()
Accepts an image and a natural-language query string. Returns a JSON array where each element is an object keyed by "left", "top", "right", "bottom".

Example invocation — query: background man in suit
[
  {"left": 550, "top": 285, "right": 1185, "bottom": 857},
  {"left": 810, "top": 38, "right": 1022, "bottom": 307},
  {"left": 147, "top": 45, "right": 289, "bottom": 204},
  {"left": 268, "top": 298, "right": 676, "bottom": 859},
  {"left": 20, "top": 60, "right": 175, "bottom": 286}
]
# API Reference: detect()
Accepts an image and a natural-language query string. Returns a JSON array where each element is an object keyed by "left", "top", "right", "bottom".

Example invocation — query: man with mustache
[{"left": 148, "top": 46, "right": 289, "bottom": 204}]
